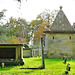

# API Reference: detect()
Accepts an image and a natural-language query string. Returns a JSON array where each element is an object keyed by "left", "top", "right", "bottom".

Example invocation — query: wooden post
[{"left": 41, "top": 36, "right": 45, "bottom": 69}]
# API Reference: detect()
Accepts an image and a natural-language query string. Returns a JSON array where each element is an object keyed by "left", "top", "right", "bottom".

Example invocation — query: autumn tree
[
  {"left": 33, "top": 22, "right": 49, "bottom": 44},
  {"left": 29, "top": 20, "right": 43, "bottom": 44},
  {"left": 33, "top": 9, "right": 58, "bottom": 45}
]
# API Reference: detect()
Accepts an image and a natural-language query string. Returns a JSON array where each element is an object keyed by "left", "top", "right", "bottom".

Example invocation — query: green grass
[{"left": 0, "top": 57, "right": 75, "bottom": 75}]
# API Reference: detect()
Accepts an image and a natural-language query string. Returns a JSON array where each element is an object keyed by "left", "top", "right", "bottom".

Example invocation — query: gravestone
[
  {"left": 63, "top": 56, "right": 67, "bottom": 63},
  {"left": 1, "top": 63, "right": 4, "bottom": 68},
  {"left": 65, "top": 70, "right": 68, "bottom": 74},
  {"left": 65, "top": 63, "right": 70, "bottom": 74},
  {"left": 68, "top": 56, "right": 72, "bottom": 61},
  {"left": 66, "top": 63, "right": 70, "bottom": 71},
  {"left": 62, "top": 56, "right": 66, "bottom": 60}
]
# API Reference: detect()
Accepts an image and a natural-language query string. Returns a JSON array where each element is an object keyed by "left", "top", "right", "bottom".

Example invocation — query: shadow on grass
[
  {"left": 24, "top": 57, "right": 42, "bottom": 63},
  {"left": 0, "top": 66, "right": 16, "bottom": 71},
  {"left": 61, "top": 73, "right": 69, "bottom": 75},
  {"left": 0, "top": 70, "right": 34, "bottom": 75},
  {"left": 23, "top": 57, "right": 30, "bottom": 58}
]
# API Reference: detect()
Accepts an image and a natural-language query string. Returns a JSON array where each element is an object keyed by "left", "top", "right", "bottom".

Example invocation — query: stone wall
[
  {"left": 23, "top": 48, "right": 32, "bottom": 57},
  {"left": 45, "top": 33, "right": 75, "bottom": 58},
  {"left": 32, "top": 49, "right": 39, "bottom": 56}
]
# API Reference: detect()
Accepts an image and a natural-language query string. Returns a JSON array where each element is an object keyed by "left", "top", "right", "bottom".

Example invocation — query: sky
[{"left": 0, "top": 0, "right": 75, "bottom": 25}]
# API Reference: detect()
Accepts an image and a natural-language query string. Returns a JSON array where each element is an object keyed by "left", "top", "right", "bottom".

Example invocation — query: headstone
[
  {"left": 62, "top": 56, "right": 66, "bottom": 60},
  {"left": 65, "top": 70, "right": 68, "bottom": 74},
  {"left": 66, "top": 63, "right": 70, "bottom": 71},
  {"left": 68, "top": 56, "right": 72, "bottom": 61},
  {"left": 64, "top": 56, "right": 67, "bottom": 63},
  {"left": 1, "top": 63, "right": 4, "bottom": 68}
]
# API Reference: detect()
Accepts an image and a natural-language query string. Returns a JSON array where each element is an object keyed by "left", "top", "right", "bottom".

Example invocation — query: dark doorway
[{"left": 0, "top": 48, "right": 16, "bottom": 59}]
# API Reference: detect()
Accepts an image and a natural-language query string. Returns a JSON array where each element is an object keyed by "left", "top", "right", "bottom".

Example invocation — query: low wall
[
  {"left": 32, "top": 49, "right": 39, "bottom": 56},
  {"left": 23, "top": 48, "right": 32, "bottom": 57}
]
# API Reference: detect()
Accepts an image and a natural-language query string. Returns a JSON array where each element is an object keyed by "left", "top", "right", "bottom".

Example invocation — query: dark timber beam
[{"left": 41, "top": 36, "right": 45, "bottom": 69}]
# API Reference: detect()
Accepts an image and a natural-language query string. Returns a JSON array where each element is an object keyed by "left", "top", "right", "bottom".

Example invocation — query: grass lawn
[{"left": 0, "top": 57, "right": 75, "bottom": 75}]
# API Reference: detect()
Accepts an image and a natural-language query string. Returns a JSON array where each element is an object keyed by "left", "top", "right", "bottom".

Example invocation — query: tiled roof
[{"left": 51, "top": 6, "right": 74, "bottom": 32}]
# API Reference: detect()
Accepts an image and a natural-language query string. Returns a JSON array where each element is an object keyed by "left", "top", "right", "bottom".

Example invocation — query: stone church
[{"left": 44, "top": 6, "right": 75, "bottom": 58}]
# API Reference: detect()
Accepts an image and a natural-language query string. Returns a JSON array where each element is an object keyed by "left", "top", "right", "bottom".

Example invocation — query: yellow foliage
[
  {"left": 9, "top": 36, "right": 27, "bottom": 43},
  {"left": 34, "top": 22, "right": 49, "bottom": 44}
]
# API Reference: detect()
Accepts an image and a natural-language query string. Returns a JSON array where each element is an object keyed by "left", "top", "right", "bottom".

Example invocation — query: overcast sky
[{"left": 0, "top": 0, "right": 75, "bottom": 25}]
